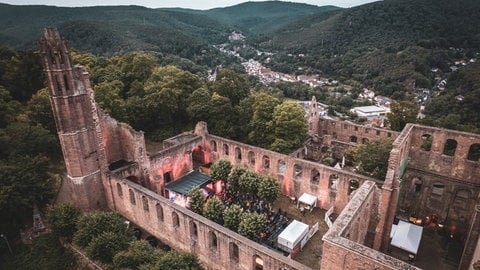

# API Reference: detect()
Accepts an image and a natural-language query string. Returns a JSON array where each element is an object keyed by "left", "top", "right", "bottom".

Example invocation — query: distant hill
[
  {"left": 0, "top": 3, "right": 228, "bottom": 56},
  {"left": 0, "top": 1, "right": 338, "bottom": 55},
  {"left": 260, "top": 0, "right": 480, "bottom": 54},
  {"left": 201, "top": 1, "right": 339, "bottom": 34}
]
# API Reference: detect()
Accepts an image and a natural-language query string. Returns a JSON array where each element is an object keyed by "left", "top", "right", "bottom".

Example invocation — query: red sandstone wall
[
  {"left": 109, "top": 178, "right": 310, "bottom": 270},
  {"left": 205, "top": 134, "right": 379, "bottom": 214}
]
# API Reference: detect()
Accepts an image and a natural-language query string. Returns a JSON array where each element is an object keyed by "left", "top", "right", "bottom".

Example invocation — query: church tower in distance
[{"left": 39, "top": 28, "right": 106, "bottom": 210}]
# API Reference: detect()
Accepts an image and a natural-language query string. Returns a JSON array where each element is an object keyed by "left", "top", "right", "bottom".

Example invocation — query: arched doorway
[{"left": 192, "top": 145, "right": 205, "bottom": 169}]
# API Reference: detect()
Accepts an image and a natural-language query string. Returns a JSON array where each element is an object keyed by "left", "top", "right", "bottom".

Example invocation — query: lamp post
[{"left": 0, "top": 234, "right": 12, "bottom": 255}]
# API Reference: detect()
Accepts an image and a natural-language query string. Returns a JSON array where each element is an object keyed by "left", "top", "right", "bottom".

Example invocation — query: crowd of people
[{"left": 219, "top": 188, "right": 293, "bottom": 252}]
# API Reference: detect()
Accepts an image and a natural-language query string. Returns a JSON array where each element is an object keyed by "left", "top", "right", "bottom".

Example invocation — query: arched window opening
[
  {"left": 63, "top": 74, "right": 70, "bottom": 91},
  {"left": 156, "top": 203, "right": 164, "bottom": 222},
  {"left": 248, "top": 151, "right": 255, "bottom": 166},
  {"left": 443, "top": 139, "right": 457, "bottom": 156},
  {"left": 350, "top": 136, "right": 357, "bottom": 143},
  {"left": 329, "top": 174, "right": 339, "bottom": 191},
  {"left": 311, "top": 169, "right": 320, "bottom": 185},
  {"left": 142, "top": 196, "right": 149, "bottom": 212},
  {"left": 431, "top": 182, "right": 445, "bottom": 196},
  {"left": 453, "top": 190, "right": 470, "bottom": 210},
  {"left": 163, "top": 172, "right": 172, "bottom": 184},
  {"left": 190, "top": 220, "right": 198, "bottom": 239},
  {"left": 223, "top": 144, "right": 229, "bottom": 156},
  {"left": 293, "top": 164, "right": 302, "bottom": 179},
  {"left": 211, "top": 140, "right": 217, "bottom": 152},
  {"left": 117, "top": 183, "right": 123, "bottom": 197},
  {"left": 467, "top": 143, "right": 480, "bottom": 161},
  {"left": 172, "top": 212, "right": 180, "bottom": 228},
  {"left": 55, "top": 75, "right": 62, "bottom": 94},
  {"left": 362, "top": 138, "right": 369, "bottom": 144},
  {"left": 278, "top": 160, "right": 286, "bottom": 174},
  {"left": 49, "top": 50, "right": 56, "bottom": 65},
  {"left": 235, "top": 147, "right": 242, "bottom": 162},
  {"left": 411, "top": 177, "right": 422, "bottom": 193},
  {"left": 262, "top": 156, "right": 270, "bottom": 169},
  {"left": 129, "top": 189, "right": 136, "bottom": 205},
  {"left": 209, "top": 231, "right": 218, "bottom": 251},
  {"left": 229, "top": 242, "right": 239, "bottom": 263},
  {"left": 254, "top": 255, "right": 264, "bottom": 270},
  {"left": 348, "top": 180, "right": 359, "bottom": 195},
  {"left": 420, "top": 134, "right": 432, "bottom": 151}
]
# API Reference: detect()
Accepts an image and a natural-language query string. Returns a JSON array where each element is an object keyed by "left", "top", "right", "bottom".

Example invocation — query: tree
[
  {"left": 0, "top": 155, "right": 55, "bottom": 234},
  {"left": 93, "top": 80, "right": 128, "bottom": 122},
  {"left": 386, "top": 101, "right": 418, "bottom": 131},
  {"left": 210, "top": 159, "right": 232, "bottom": 183},
  {"left": 248, "top": 92, "right": 280, "bottom": 147},
  {"left": 203, "top": 196, "right": 224, "bottom": 223},
  {"left": 208, "top": 93, "right": 235, "bottom": 137},
  {"left": 258, "top": 176, "right": 279, "bottom": 204},
  {"left": 223, "top": 205, "right": 244, "bottom": 232},
  {"left": 186, "top": 87, "right": 212, "bottom": 123},
  {"left": 0, "top": 122, "right": 60, "bottom": 159},
  {"left": 228, "top": 167, "right": 246, "bottom": 191},
  {"left": 73, "top": 211, "right": 131, "bottom": 248},
  {"left": 0, "top": 86, "right": 21, "bottom": 129},
  {"left": 85, "top": 231, "right": 130, "bottom": 263},
  {"left": 270, "top": 101, "right": 308, "bottom": 153},
  {"left": 113, "top": 240, "right": 155, "bottom": 269},
  {"left": 140, "top": 251, "right": 203, "bottom": 270},
  {"left": 46, "top": 203, "right": 82, "bottom": 239},
  {"left": 210, "top": 68, "right": 250, "bottom": 106},
  {"left": 188, "top": 187, "right": 205, "bottom": 215},
  {"left": 238, "top": 212, "right": 267, "bottom": 241},
  {"left": 238, "top": 171, "right": 260, "bottom": 197},
  {"left": 25, "top": 88, "right": 55, "bottom": 133},
  {"left": 346, "top": 139, "right": 393, "bottom": 180}
]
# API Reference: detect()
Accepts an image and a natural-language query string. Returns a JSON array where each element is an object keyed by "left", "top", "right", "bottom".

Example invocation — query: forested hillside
[{"left": 260, "top": 0, "right": 480, "bottom": 54}]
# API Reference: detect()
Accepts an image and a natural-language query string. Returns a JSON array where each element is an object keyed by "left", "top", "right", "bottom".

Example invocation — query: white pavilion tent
[
  {"left": 297, "top": 193, "right": 317, "bottom": 212},
  {"left": 390, "top": 220, "right": 423, "bottom": 255}
]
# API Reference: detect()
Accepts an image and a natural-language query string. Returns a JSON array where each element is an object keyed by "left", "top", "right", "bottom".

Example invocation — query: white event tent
[
  {"left": 297, "top": 193, "right": 317, "bottom": 212},
  {"left": 390, "top": 220, "right": 423, "bottom": 255},
  {"left": 277, "top": 220, "right": 309, "bottom": 253}
]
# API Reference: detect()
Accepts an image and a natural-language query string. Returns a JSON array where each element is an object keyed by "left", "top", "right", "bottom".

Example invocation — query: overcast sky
[{"left": 1, "top": 0, "right": 380, "bottom": 9}]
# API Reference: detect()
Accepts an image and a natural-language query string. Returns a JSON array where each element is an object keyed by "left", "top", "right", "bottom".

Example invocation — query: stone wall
[
  {"left": 108, "top": 177, "right": 311, "bottom": 270},
  {"left": 322, "top": 181, "right": 420, "bottom": 270},
  {"left": 205, "top": 134, "right": 379, "bottom": 213}
]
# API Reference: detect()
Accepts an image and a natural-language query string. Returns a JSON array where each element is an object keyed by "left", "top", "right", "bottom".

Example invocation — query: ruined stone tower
[{"left": 39, "top": 28, "right": 106, "bottom": 210}]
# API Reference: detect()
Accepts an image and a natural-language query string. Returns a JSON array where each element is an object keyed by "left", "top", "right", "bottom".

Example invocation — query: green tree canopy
[
  {"left": 210, "top": 68, "right": 250, "bottom": 106},
  {"left": 0, "top": 155, "right": 55, "bottom": 234},
  {"left": 46, "top": 203, "right": 82, "bottom": 239},
  {"left": 73, "top": 211, "right": 131, "bottom": 248},
  {"left": 188, "top": 187, "right": 205, "bottom": 215},
  {"left": 386, "top": 101, "right": 419, "bottom": 131},
  {"left": 238, "top": 212, "right": 267, "bottom": 241},
  {"left": 25, "top": 87, "right": 55, "bottom": 133},
  {"left": 223, "top": 204, "right": 244, "bottom": 232},
  {"left": 85, "top": 231, "right": 130, "bottom": 263},
  {"left": 140, "top": 251, "right": 203, "bottom": 270},
  {"left": 228, "top": 166, "right": 246, "bottom": 191},
  {"left": 210, "top": 159, "right": 232, "bottom": 182},
  {"left": 258, "top": 176, "right": 280, "bottom": 204},
  {"left": 248, "top": 92, "right": 280, "bottom": 147},
  {"left": 346, "top": 139, "right": 393, "bottom": 180},
  {"left": 238, "top": 170, "right": 260, "bottom": 197},
  {"left": 113, "top": 240, "right": 156, "bottom": 270},
  {"left": 203, "top": 196, "right": 225, "bottom": 223},
  {"left": 270, "top": 101, "right": 308, "bottom": 153}
]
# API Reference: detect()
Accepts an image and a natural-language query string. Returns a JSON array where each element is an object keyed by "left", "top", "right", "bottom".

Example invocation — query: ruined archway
[{"left": 192, "top": 145, "right": 205, "bottom": 169}]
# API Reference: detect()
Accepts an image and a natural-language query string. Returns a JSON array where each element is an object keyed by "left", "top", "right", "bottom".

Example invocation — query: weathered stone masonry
[{"left": 41, "top": 28, "right": 480, "bottom": 269}]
